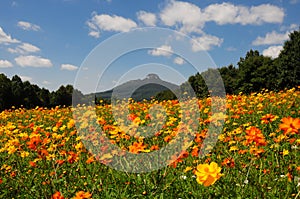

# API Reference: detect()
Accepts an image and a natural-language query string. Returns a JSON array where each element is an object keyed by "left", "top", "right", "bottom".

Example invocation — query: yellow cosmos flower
[
  {"left": 20, "top": 151, "right": 30, "bottom": 158},
  {"left": 282, "top": 149, "right": 289, "bottom": 156},
  {"left": 194, "top": 162, "right": 223, "bottom": 186},
  {"left": 184, "top": 166, "right": 193, "bottom": 173}
]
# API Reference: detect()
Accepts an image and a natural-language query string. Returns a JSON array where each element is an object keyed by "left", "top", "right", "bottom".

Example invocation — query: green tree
[
  {"left": 11, "top": 75, "right": 25, "bottom": 107},
  {"left": 23, "top": 81, "right": 41, "bottom": 108},
  {"left": 237, "top": 50, "right": 277, "bottom": 93},
  {"left": 0, "top": 74, "right": 12, "bottom": 110},
  {"left": 38, "top": 88, "right": 50, "bottom": 107},
  {"left": 218, "top": 64, "right": 238, "bottom": 94},
  {"left": 277, "top": 28, "right": 300, "bottom": 89}
]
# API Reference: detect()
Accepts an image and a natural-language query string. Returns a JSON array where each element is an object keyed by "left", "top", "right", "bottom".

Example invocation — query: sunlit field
[{"left": 0, "top": 87, "right": 299, "bottom": 198}]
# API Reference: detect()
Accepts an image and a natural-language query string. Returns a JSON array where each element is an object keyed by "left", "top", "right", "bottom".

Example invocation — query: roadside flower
[{"left": 194, "top": 162, "right": 223, "bottom": 186}]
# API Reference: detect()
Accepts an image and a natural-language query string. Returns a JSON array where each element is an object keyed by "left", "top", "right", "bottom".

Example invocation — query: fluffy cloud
[
  {"left": 15, "top": 55, "right": 52, "bottom": 67},
  {"left": 173, "top": 57, "right": 185, "bottom": 65},
  {"left": 17, "top": 21, "right": 41, "bottom": 31},
  {"left": 0, "top": 27, "right": 20, "bottom": 44},
  {"left": 19, "top": 75, "right": 32, "bottom": 82},
  {"left": 159, "top": 1, "right": 284, "bottom": 33},
  {"left": 191, "top": 34, "right": 223, "bottom": 51},
  {"left": 137, "top": 11, "right": 157, "bottom": 26},
  {"left": 148, "top": 45, "right": 173, "bottom": 57},
  {"left": 262, "top": 45, "right": 283, "bottom": 59},
  {"left": 87, "top": 14, "right": 137, "bottom": 37},
  {"left": 252, "top": 31, "right": 289, "bottom": 46},
  {"left": 0, "top": 60, "right": 13, "bottom": 68},
  {"left": 204, "top": 3, "right": 284, "bottom": 25},
  {"left": 8, "top": 42, "right": 40, "bottom": 54},
  {"left": 160, "top": 0, "right": 204, "bottom": 33},
  {"left": 61, "top": 64, "right": 78, "bottom": 71},
  {"left": 203, "top": 3, "right": 240, "bottom": 25}
]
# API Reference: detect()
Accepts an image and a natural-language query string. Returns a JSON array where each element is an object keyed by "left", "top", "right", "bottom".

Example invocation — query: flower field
[{"left": 0, "top": 88, "right": 300, "bottom": 198}]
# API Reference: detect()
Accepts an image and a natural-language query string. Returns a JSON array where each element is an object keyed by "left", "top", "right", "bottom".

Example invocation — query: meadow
[{"left": 0, "top": 87, "right": 299, "bottom": 198}]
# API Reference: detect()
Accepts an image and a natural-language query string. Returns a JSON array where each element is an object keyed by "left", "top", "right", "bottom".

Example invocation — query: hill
[{"left": 95, "top": 74, "right": 179, "bottom": 101}]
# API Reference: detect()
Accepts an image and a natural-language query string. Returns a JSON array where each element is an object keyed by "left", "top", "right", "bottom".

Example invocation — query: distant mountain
[{"left": 95, "top": 74, "right": 179, "bottom": 101}]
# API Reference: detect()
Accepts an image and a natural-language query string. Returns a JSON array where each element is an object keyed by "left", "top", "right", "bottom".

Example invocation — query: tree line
[
  {"left": 156, "top": 28, "right": 300, "bottom": 100},
  {"left": 0, "top": 28, "right": 299, "bottom": 110},
  {"left": 0, "top": 74, "right": 86, "bottom": 111}
]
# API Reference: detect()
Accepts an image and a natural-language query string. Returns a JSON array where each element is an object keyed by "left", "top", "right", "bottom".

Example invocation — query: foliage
[{"left": 0, "top": 74, "right": 85, "bottom": 111}]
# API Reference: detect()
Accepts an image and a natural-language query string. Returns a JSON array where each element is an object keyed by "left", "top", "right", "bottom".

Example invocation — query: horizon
[{"left": 0, "top": 0, "right": 299, "bottom": 94}]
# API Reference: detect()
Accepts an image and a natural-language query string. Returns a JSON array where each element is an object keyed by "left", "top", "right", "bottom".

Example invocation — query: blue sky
[{"left": 0, "top": 0, "right": 299, "bottom": 94}]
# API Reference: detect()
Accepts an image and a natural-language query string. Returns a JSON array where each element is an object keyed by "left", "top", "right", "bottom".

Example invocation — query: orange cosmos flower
[
  {"left": 56, "top": 159, "right": 65, "bottom": 166},
  {"left": 279, "top": 117, "right": 300, "bottom": 135},
  {"left": 260, "top": 114, "right": 278, "bottom": 124},
  {"left": 52, "top": 191, "right": 64, "bottom": 199},
  {"left": 245, "top": 126, "right": 267, "bottom": 146},
  {"left": 29, "top": 161, "right": 37, "bottom": 167},
  {"left": 67, "top": 151, "right": 79, "bottom": 164},
  {"left": 221, "top": 157, "right": 235, "bottom": 168},
  {"left": 0, "top": 178, "right": 3, "bottom": 184},
  {"left": 128, "top": 142, "right": 147, "bottom": 154},
  {"left": 86, "top": 156, "right": 95, "bottom": 164},
  {"left": 150, "top": 145, "right": 159, "bottom": 151},
  {"left": 72, "top": 191, "right": 92, "bottom": 199},
  {"left": 164, "top": 135, "right": 172, "bottom": 143},
  {"left": 194, "top": 162, "right": 223, "bottom": 186},
  {"left": 27, "top": 136, "right": 42, "bottom": 150}
]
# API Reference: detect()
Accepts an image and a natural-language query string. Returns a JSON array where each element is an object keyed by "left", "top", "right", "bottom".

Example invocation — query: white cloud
[
  {"left": 290, "top": 0, "right": 299, "bottom": 4},
  {"left": 280, "top": 23, "right": 298, "bottom": 32},
  {"left": 88, "top": 31, "right": 100, "bottom": 38},
  {"left": 17, "top": 21, "right": 41, "bottom": 31},
  {"left": 173, "top": 57, "right": 185, "bottom": 65},
  {"left": 204, "top": 3, "right": 284, "bottom": 25},
  {"left": 191, "top": 34, "right": 223, "bottom": 51},
  {"left": 15, "top": 55, "right": 52, "bottom": 67},
  {"left": 42, "top": 80, "right": 51, "bottom": 85},
  {"left": 203, "top": 3, "right": 240, "bottom": 25},
  {"left": 237, "top": 4, "right": 284, "bottom": 25},
  {"left": 226, "top": 47, "right": 237, "bottom": 51},
  {"left": 61, "top": 64, "right": 78, "bottom": 71},
  {"left": 87, "top": 14, "right": 137, "bottom": 37},
  {"left": 19, "top": 75, "right": 32, "bottom": 82},
  {"left": 8, "top": 42, "right": 40, "bottom": 54},
  {"left": 160, "top": 0, "right": 204, "bottom": 33},
  {"left": 137, "top": 11, "right": 157, "bottom": 26},
  {"left": 262, "top": 45, "right": 283, "bottom": 59},
  {"left": 159, "top": 1, "right": 284, "bottom": 33},
  {"left": 0, "top": 27, "right": 20, "bottom": 44},
  {"left": 252, "top": 31, "right": 289, "bottom": 46},
  {"left": 0, "top": 60, "right": 13, "bottom": 68},
  {"left": 148, "top": 45, "right": 173, "bottom": 57}
]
